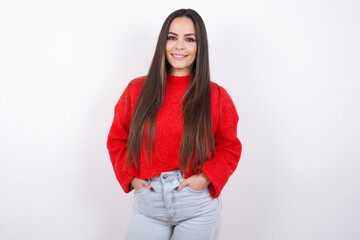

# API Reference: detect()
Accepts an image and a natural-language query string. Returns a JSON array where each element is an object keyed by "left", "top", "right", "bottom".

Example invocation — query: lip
[{"left": 171, "top": 53, "right": 188, "bottom": 61}]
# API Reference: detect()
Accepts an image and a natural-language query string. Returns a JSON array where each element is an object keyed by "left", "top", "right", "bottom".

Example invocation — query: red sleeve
[
  {"left": 107, "top": 86, "right": 135, "bottom": 193},
  {"left": 196, "top": 86, "right": 242, "bottom": 198}
]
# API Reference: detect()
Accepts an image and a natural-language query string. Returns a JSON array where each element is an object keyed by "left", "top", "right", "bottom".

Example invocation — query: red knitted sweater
[{"left": 107, "top": 74, "right": 242, "bottom": 198}]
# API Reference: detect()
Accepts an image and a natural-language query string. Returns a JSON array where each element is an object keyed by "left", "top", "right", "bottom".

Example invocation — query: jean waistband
[{"left": 148, "top": 169, "right": 185, "bottom": 183}]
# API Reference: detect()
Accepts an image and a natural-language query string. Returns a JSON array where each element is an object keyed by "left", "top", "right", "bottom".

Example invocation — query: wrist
[
  {"left": 130, "top": 177, "right": 138, "bottom": 187},
  {"left": 199, "top": 172, "right": 211, "bottom": 185}
]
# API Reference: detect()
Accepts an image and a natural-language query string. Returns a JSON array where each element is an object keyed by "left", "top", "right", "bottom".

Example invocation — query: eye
[
  {"left": 186, "top": 38, "right": 196, "bottom": 42},
  {"left": 167, "top": 36, "right": 176, "bottom": 40}
]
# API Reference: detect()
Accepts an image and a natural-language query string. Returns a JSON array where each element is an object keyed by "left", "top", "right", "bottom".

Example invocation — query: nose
[{"left": 175, "top": 40, "right": 184, "bottom": 50}]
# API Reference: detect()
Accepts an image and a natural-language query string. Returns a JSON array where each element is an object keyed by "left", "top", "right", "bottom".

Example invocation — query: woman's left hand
[{"left": 175, "top": 172, "right": 211, "bottom": 191}]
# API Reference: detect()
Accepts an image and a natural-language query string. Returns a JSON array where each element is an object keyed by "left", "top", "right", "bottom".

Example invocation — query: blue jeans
[{"left": 125, "top": 170, "right": 222, "bottom": 240}]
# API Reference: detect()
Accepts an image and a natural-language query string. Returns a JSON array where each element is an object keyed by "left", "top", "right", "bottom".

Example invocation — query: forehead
[{"left": 168, "top": 17, "right": 196, "bottom": 34}]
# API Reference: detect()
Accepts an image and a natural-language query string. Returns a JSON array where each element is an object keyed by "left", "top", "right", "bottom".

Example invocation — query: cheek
[
  {"left": 189, "top": 45, "right": 197, "bottom": 57},
  {"left": 166, "top": 41, "right": 174, "bottom": 53}
]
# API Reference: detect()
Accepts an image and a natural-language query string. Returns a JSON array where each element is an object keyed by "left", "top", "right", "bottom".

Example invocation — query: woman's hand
[
  {"left": 175, "top": 172, "right": 211, "bottom": 191},
  {"left": 131, "top": 177, "right": 155, "bottom": 192}
]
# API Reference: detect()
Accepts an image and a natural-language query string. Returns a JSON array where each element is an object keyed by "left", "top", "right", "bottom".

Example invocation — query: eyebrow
[{"left": 168, "top": 32, "right": 197, "bottom": 37}]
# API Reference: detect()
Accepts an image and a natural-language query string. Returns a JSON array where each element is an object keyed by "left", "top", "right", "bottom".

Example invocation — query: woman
[{"left": 107, "top": 8, "right": 242, "bottom": 240}]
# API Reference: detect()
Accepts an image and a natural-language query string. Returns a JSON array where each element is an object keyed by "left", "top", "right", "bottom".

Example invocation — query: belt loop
[
  {"left": 148, "top": 178, "right": 151, "bottom": 185},
  {"left": 178, "top": 170, "right": 184, "bottom": 182}
]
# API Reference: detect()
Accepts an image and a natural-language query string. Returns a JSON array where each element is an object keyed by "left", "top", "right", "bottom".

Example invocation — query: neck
[{"left": 166, "top": 73, "right": 192, "bottom": 86}]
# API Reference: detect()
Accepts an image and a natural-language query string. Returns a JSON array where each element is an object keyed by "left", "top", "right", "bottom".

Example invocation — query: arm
[
  {"left": 195, "top": 86, "right": 242, "bottom": 198},
  {"left": 107, "top": 86, "right": 135, "bottom": 193}
]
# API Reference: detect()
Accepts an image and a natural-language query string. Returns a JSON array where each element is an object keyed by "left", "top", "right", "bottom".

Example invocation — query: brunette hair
[{"left": 127, "top": 8, "right": 215, "bottom": 172}]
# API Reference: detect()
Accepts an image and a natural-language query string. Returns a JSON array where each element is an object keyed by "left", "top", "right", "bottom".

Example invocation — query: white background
[{"left": 1, "top": 0, "right": 359, "bottom": 239}]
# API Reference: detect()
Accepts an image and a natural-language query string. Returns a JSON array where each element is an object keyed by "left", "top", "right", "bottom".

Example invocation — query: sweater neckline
[{"left": 166, "top": 73, "right": 192, "bottom": 86}]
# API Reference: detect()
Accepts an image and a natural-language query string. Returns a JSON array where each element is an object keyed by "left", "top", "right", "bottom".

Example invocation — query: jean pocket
[
  {"left": 134, "top": 186, "right": 147, "bottom": 194},
  {"left": 184, "top": 185, "right": 209, "bottom": 193}
]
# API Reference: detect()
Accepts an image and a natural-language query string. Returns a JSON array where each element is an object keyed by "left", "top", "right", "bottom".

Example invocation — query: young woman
[{"left": 107, "top": 8, "right": 242, "bottom": 240}]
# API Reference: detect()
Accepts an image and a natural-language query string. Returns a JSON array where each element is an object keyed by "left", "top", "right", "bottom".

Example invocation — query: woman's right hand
[{"left": 131, "top": 177, "right": 155, "bottom": 192}]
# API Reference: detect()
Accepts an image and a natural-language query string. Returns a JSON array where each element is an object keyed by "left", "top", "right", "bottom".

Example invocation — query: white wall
[{"left": 1, "top": 0, "right": 359, "bottom": 239}]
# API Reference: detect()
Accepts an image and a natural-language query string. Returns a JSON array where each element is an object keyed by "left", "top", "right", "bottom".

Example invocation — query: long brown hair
[{"left": 127, "top": 9, "right": 215, "bottom": 172}]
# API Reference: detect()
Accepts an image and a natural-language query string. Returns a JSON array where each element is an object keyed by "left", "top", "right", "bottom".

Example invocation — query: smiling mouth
[{"left": 171, "top": 54, "right": 188, "bottom": 60}]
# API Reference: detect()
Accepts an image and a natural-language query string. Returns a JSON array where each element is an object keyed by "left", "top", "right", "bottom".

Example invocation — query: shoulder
[
  {"left": 210, "top": 81, "right": 234, "bottom": 102},
  {"left": 210, "top": 81, "right": 238, "bottom": 116},
  {"left": 128, "top": 75, "right": 146, "bottom": 88},
  {"left": 123, "top": 76, "right": 146, "bottom": 95},
  {"left": 116, "top": 76, "right": 146, "bottom": 104},
  {"left": 210, "top": 81, "right": 221, "bottom": 98}
]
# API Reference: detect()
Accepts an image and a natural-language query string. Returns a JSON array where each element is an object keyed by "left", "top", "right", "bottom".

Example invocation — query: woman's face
[{"left": 166, "top": 17, "right": 197, "bottom": 76}]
